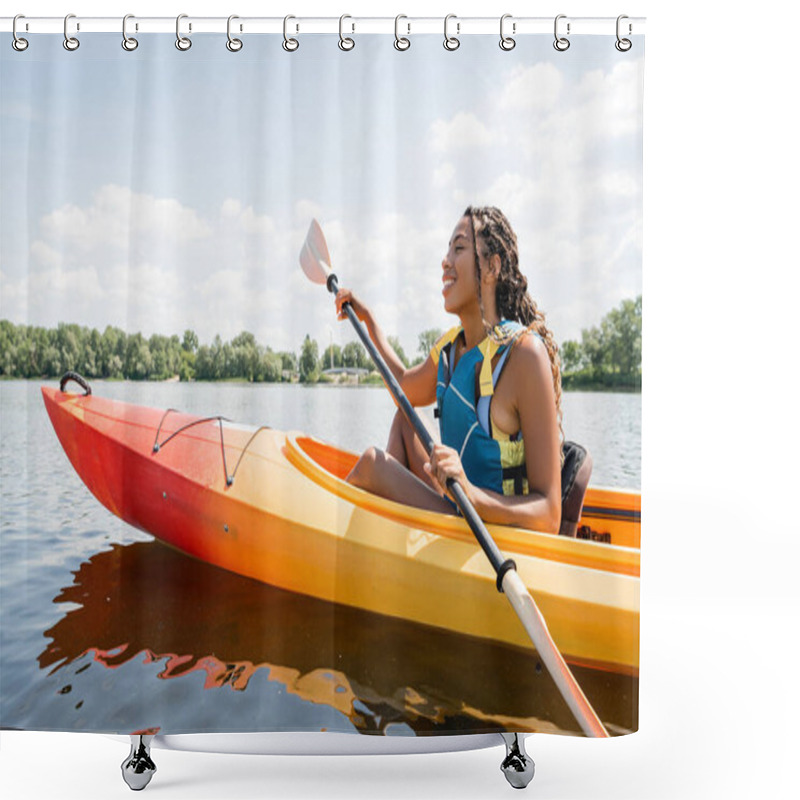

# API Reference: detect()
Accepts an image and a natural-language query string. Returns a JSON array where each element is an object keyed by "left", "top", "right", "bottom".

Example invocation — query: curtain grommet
[
  {"left": 444, "top": 14, "right": 460, "bottom": 51},
  {"left": 12, "top": 15, "right": 29, "bottom": 51},
  {"left": 394, "top": 15, "right": 410, "bottom": 51},
  {"left": 226, "top": 15, "right": 243, "bottom": 52},
  {"left": 63, "top": 13, "right": 80, "bottom": 51},
  {"left": 122, "top": 14, "right": 138, "bottom": 51},
  {"left": 553, "top": 14, "right": 570, "bottom": 52},
  {"left": 500, "top": 14, "right": 516, "bottom": 51},
  {"left": 283, "top": 15, "right": 299, "bottom": 52},
  {"left": 615, "top": 15, "right": 632, "bottom": 52},
  {"left": 175, "top": 14, "right": 192, "bottom": 51},
  {"left": 338, "top": 15, "right": 355, "bottom": 51}
]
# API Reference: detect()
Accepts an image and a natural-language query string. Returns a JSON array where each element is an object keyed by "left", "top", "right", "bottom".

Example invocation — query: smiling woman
[{"left": 334, "top": 207, "right": 564, "bottom": 534}]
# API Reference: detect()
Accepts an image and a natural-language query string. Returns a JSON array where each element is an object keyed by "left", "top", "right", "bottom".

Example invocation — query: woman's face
[{"left": 441, "top": 216, "right": 481, "bottom": 314}]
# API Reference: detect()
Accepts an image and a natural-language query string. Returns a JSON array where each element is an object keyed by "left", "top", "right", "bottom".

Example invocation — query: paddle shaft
[
  {"left": 327, "top": 273, "right": 609, "bottom": 738},
  {"left": 328, "top": 275, "right": 515, "bottom": 586}
]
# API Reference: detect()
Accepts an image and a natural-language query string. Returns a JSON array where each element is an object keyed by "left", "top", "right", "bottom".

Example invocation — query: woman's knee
[{"left": 347, "top": 446, "right": 382, "bottom": 488}]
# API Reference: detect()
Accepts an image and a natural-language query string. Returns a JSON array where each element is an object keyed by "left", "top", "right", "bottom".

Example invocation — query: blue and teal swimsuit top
[{"left": 431, "top": 320, "right": 534, "bottom": 497}]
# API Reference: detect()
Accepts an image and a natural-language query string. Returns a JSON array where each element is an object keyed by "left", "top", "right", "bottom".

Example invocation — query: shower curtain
[{"left": 0, "top": 19, "right": 643, "bottom": 742}]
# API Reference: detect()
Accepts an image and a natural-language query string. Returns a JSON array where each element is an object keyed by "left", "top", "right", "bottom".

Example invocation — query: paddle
[{"left": 299, "top": 219, "right": 609, "bottom": 738}]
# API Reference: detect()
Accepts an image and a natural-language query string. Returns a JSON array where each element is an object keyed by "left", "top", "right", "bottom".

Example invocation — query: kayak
[{"left": 41, "top": 384, "right": 640, "bottom": 676}]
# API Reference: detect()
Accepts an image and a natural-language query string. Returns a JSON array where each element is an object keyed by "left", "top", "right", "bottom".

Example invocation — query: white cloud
[
  {"left": 532, "top": 59, "right": 644, "bottom": 163},
  {"left": 220, "top": 198, "right": 242, "bottom": 217},
  {"left": 39, "top": 185, "right": 210, "bottom": 249},
  {"left": 294, "top": 199, "right": 325, "bottom": 225},
  {"left": 593, "top": 170, "right": 640, "bottom": 198},
  {"left": 17, "top": 187, "right": 275, "bottom": 343},
  {"left": 0, "top": 270, "right": 27, "bottom": 320},
  {"left": 429, "top": 112, "right": 494, "bottom": 153},
  {"left": 433, "top": 162, "right": 455, "bottom": 189},
  {"left": 482, "top": 173, "right": 544, "bottom": 222},
  {"left": 573, "top": 61, "right": 644, "bottom": 139},
  {"left": 17, "top": 264, "right": 106, "bottom": 329},
  {"left": 16, "top": 189, "right": 456, "bottom": 357},
  {"left": 497, "top": 63, "right": 565, "bottom": 115},
  {"left": 29, "top": 241, "right": 64, "bottom": 269}
]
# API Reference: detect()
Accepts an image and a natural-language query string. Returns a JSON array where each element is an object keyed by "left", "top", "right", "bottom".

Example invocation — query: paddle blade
[{"left": 299, "top": 219, "right": 333, "bottom": 285}]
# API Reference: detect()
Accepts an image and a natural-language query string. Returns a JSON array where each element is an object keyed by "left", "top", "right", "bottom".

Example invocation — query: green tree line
[
  {"left": 0, "top": 321, "right": 296, "bottom": 383},
  {"left": 0, "top": 321, "right": 431, "bottom": 385},
  {"left": 0, "top": 296, "right": 641, "bottom": 389},
  {"left": 560, "top": 296, "right": 642, "bottom": 389}
]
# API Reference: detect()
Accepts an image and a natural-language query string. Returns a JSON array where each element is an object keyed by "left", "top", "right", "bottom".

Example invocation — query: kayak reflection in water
[{"left": 334, "top": 207, "right": 564, "bottom": 534}]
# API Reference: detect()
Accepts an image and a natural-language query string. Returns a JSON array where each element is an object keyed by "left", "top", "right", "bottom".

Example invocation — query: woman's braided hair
[{"left": 464, "top": 206, "right": 564, "bottom": 447}]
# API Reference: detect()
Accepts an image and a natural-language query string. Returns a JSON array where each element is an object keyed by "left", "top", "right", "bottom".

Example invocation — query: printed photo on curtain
[{"left": 0, "top": 16, "right": 644, "bottom": 789}]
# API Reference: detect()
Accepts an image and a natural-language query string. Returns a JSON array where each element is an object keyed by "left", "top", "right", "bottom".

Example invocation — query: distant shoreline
[
  {"left": 1, "top": 298, "right": 641, "bottom": 388},
  {"left": 1, "top": 375, "right": 641, "bottom": 394}
]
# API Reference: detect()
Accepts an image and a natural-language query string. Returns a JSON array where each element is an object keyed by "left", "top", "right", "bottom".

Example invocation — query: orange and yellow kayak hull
[{"left": 42, "top": 386, "right": 640, "bottom": 676}]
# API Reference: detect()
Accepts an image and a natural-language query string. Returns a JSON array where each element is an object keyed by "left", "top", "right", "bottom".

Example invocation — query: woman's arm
[
  {"left": 335, "top": 288, "right": 437, "bottom": 407},
  {"left": 424, "top": 336, "right": 562, "bottom": 533}
]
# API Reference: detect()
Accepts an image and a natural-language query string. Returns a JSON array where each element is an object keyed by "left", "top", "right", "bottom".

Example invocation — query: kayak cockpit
[
  {"left": 292, "top": 435, "right": 358, "bottom": 481},
  {"left": 285, "top": 434, "right": 640, "bottom": 577}
]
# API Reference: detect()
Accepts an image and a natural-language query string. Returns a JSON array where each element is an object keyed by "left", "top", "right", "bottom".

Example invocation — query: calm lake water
[{"left": 0, "top": 380, "right": 639, "bottom": 738}]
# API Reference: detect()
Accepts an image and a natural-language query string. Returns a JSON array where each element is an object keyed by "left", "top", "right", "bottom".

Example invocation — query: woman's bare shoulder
[
  {"left": 503, "top": 331, "right": 553, "bottom": 393},
  {"left": 508, "top": 330, "right": 549, "bottom": 366}
]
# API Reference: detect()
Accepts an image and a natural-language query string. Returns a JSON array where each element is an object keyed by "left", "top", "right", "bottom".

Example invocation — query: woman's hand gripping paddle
[{"left": 298, "top": 219, "right": 609, "bottom": 738}]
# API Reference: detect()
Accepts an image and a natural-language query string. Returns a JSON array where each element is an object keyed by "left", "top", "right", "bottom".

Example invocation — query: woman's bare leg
[
  {"left": 347, "top": 446, "right": 454, "bottom": 515},
  {"left": 385, "top": 409, "right": 437, "bottom": 490}
]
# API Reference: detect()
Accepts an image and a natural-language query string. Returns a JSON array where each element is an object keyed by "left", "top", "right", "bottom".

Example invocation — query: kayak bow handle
[{"left": 59, "top": 371, "right": 92, "bottom": 396}]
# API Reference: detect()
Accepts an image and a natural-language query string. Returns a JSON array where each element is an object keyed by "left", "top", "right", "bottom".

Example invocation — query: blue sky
[{"left": 1, "top": 32, "right": 643, "bottom": 357}]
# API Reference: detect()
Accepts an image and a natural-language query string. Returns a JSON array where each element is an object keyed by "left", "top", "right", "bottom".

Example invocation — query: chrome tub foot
[
  {"left": 500, "top": 733, "right": 535, "bottom": 789},
  {"left": 121, "top": 734, "right": 156, "bottom": 791}
]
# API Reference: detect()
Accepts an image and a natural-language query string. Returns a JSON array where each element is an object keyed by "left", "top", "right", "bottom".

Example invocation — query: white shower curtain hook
[
  {"left": 63, "top": 13, "right": 80, "bottom": 51},
  {"left": 553, "top": 14, "right": 570, "bottom": 52},
  {"left": 226, "top": 15, "right": 243, "bottom": 52},
  {"left": 338, "top": 15, "right": 355, "bottom": 51},
  {"left": 122, "top": 15, "right": 139, "bottom": 51},
  {"left": 444, "top": 14, "right": 460, "bottom": 51},
  {"left": 615, "top": 15, "right": 632, "bottom": 52},
  {"left": 283, "top": 15, "right": 299, "bottom": 52},
  {"left": 12, "top": 15, "right": 29, "bottom": 52},
  {"left": 499, "top": 14, "right": 516, "bottom": 51},
  {"left": 176, "top": 14, "right": 192, "bottom": 51},
  {"left": 394, "top": 15, "right": 410, "bottom": 51}
]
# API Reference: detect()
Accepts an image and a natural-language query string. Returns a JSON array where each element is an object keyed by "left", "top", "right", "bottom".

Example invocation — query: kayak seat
[{"left": 560, "top": 442, "right": 593, "bottom": 538}]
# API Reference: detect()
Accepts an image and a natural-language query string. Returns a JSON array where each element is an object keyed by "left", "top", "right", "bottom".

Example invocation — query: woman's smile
[{"left": 441, "top": 217, "right": 478, "bottom": 311}]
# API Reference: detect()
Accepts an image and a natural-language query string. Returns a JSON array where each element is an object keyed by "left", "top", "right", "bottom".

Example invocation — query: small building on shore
[
  {"left": 322, "top": 367, "right": 369, "bottom": 377},
  {"left": 321, "top": 367, "right": 370, "bottom": 384}
]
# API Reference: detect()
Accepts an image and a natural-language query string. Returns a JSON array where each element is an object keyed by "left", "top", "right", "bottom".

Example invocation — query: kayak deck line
[
  {"left": 41, "top": 386, "right": 640, "bottom": 674},
  {"left": 52, "top": 390, "right": 287, "bottom": 479},
  {"left": 151, "top": 406, "right": 275, "bottom": 488}
]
